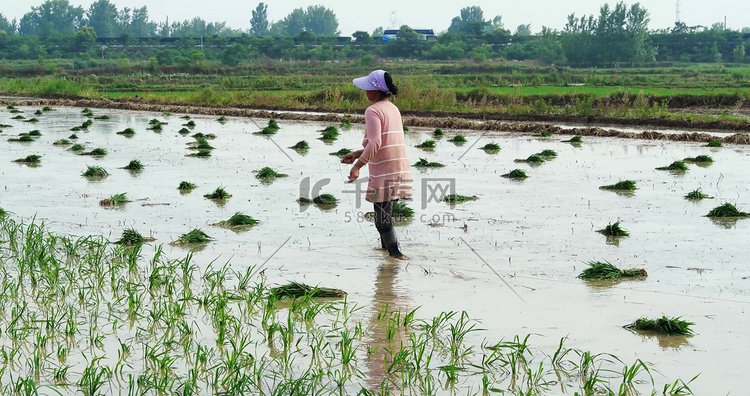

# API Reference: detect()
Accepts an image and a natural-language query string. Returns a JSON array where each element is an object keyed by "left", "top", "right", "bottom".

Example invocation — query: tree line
[{"left": 0, "top": 0, "right": 747, "bottom": 67}]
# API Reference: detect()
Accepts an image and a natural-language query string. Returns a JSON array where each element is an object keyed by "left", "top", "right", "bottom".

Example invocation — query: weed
[
  {"left": 656, "top": 161, "right": 688, "bottom": 171},
  {"left": 684, "top": 189, "right": 713, "bottom": 200},
  {"left": 393, "top": 202, "right": 414, "bottom": 219},
  {"left": 13, "top": 154, "right": 42, "bottom": 163},
  {"left": 70, "top": 144, "right": 85, "bottom": 152},
  {"left": 204, "top": 187, "right": 232, "bottom": 200},
  {"left": 481, "top": 143, "right": 501, "bottom": 152},
  {"left": 270, "top": 282, "right": 346, "bottom": 299},
  {"left": 705, "top": 203, "right": 749, "bottom": 218},
  {"left": 597, "top": 221, "right": 630, "bottom": 237},
  {"left": 81, "top": 166, "right": 109, "bottom": 178},
  {"left": 539, "top": 149, "right": 557, "bottom": 157},
  {"left": 53, "top": 139, "right": 71, "bottom": 146},
  {"left": 443, "top": 194, "right": 478, "bottom": 204},
  {"left": 290, "top": 140, "right": 309, "bottom": 150},
  {"left": 116, "top": 128, "right": 135, "bottom": 136},
  {"left": 256, "top": 167, "right": 288, "bottom": 180},
  {"left": 501, "top": 169, "right": 528, "bottom": 179},
  {"left": 218, "top": 212, "right": 259, "bottom": 227},
  {"left": 178, "top": 181, "right": 196, "bottom": 191},
  {"left": 28, "top": 130, "right": 41, "bottom": 137},
  {"left": 706, "top": 139, "right": 723, "bottom": 147},
  {"left": 122, "top": 160, "right": 143, "bottom": 171},
  {"left": 414, "top": 157, "right": 445, "bottom": 167},
  {"left": 600, "top": 180, "right": 637, "bottom": 191},
  {"left": 174, "top": 229, "right": 213, "bottom": 245},
  {"left": 683, "top": 155, "right": 713, "bottom": 163},
  {"left": 448, "top": 135, "right": 467, "bottom": 144},
  {"left": 578, "top": 261, "right": 647, "bottom": 280},
  {"left": 625, "top": 316, "right": 694, "bottom": 335},
  {"left": 100, "top": 193, "right": 131, "bottom": 206},
  {"left": 416, "top": 140, "right": 436, "bottom": 149}
]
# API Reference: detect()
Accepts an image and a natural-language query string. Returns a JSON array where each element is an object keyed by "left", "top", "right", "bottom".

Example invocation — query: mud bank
[{"left": 2, "top": 97, "right": 749, "bottom": 144}]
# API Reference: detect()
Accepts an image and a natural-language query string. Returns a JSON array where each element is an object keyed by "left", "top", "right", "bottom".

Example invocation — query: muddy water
[{"left": 1, "top": 104, "right": 749, "bottom": 393}]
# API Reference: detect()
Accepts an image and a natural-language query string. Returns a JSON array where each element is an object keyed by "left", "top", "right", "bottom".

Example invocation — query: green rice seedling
[
  {"left": 86, "top": 148, "right": 108, "bottom": 156},
  {"left": 191, "top": 133, "right": 216, "bottom": 139},
  {"left": 597, "top": 221, "right": 630, "bottom": 237},
  {"left": 577, "top": 261, "right": 647, "bottom": 280},
  {"left": 625, "top": 316, "right": 694, "bottom": 336},
  {"left": 122, "top": 160, "right": 143, "bottom": 171},
  {"left": 448, "top": 135, "right": 467, "bottom": 144},
  {"left": 218, "top": 212, "right": 259, "bottom": 227},
  {"left": 392, "top": 202, "right": 414, "bottom": 219},
  {"left": 116, "top": 128, "right": 135, "bottom": 136},
  {"left": 656, "top": 161, "right": 688, "bottom": 171},
  {"left": 184, "top": 120, "right": 196, "bottom": 128},
  {"left": 217, "top": 116, "right": 228, "bottom": 123},
  {"left": 13, "top": 154, "right": 41, "bottom": 164},
  {"left": 148, "top": 118, "right": 161, "bottom": 125},
  {"left": 539, "top": 149, "right": 557, "bottom": 157},
  {"left": 147, "top": 123, "right": 163, "bottom": 131},
  {"left": 173, "top": 229, "right": 213, "bottom": 245},
  {"left": 82, "top": 107, "right": 90, "bottom": 113},
  {"left": 11, "top": 115, "right": 25, "bottom": 120},
  {"left": 481, "top": 143, "right": 501, "bottom": 152},
  {"left": 269, "top": 282, "right": 346, "bottom": 299},
  {"left": 706, "top": 139, "right": 723, "bottom": 147},
  {"left": 53, "top": 139, "right": 71, "bottom": 146},
  {"left": 268, "top": 119, "right": 280, "bottom": 130},
  {"left": 6, "top": 105, "right": 15, "bottom": 109},
  {"left": 414, "top": 157, "right": 445, "bottom": 168},
  {"left": 9, "top": 109, "right": 22, "bottom": 113},
  {"left": 115, "top": 229, "right": 155, "bottom": 245},
  {"left": 297, "top": 197, "right": 313, "bottom": 205},
  {"left": 204, "top": 187, "right": 232, "bottom": 200},
  {"left": 433, "top": 128, "right": 444, "bottom": 137},
  {"left": 403, "top": 125, "right": 410, "bottom": 132},
  {"left": 0, "top": 207, "right": 5, "bottom": 217},
  {"left": 443, "top": 194, "right": 478, "bottom": 204},
  {"left": 187, "top": 150, "right": 212, "bottom": 157},
  {"left": 290, "top": 140, "right": 309, "bottom": 150},
  {"left": 416, "top": 140, "right": 436, "bottom": 149},
  {"left": 23, "top": 118, "right": 40, "bottom": 123},
  {"left": 8, "top": 134, "right": 34, "bottom": 142},
  {"left": 563, "top": 135, "right": 583, "bottom": 143},
  {"left": 501, "top": 169, "right": 528, "bottom": 179},
  {"left": 81, "top": 166, "right": 109, "bottom": 178},
  {"left": 0, "top": 123, "right": 11, "bottom": 127},
  {"left": 100, "top": 193, "right": 131, "bottom": 206},
  {"left": 319, "top": 130, "right": 338, "bottom": 141},
  {"left": 705, "top": 203, "right": 749, "bottom": 218},
  {"left": 81, "top": 120, "right": 93, "bottom": 129},
  {"left": 94, "top": 115, "right": 110, "bottom": 120},
  {"left": 312, "top": 194, "right": 338, "bottom": 205},
  {"left": 178, "top": 128, "right": 190, "bottom": 135},
  {"left": 526, "top": 154, "right": 545, "bottom": 163},
  {"left": 180, "top": 115, "right": 191, "bottom": 120},
  {"left": 178, "top": 181, "right": 196, "bottom": 191},
  {"left": 70, "top": 126, "right": 82, "bottom": 131},
  {"left": 69, "top": 133, "right": 78, "bottom": 139},
  {"left": 34, "top": 110, "right": 43, "bottom": 115},
  {"left": 683, "top": 155, "right": 713, "bottom": 163},
  {"left": 190, "top": 138, "right": 214, "bottom": 150},
  {"left": 319, "top": 126, "right": 339, "bottom": 135},
  {"left": 330, "top": 148, "right": 352, "bottom": 157},
  {"left": 42, "top": 106, "right": 53, "bottom": 111},
  {"left": 539, "top": 130, "right": 553, "bottom": 137},
  {"left": 684, "top": 189, "right": 713, "bottom": 200},
  {"left": 256, "top": 167, "right": 288, "bottom": 180},
  {"left": 340, "top": 119, "right": 351, "bottom": 128},
  {"left": 600, "top": 180, "right": 637, "bottom": 191},
  {"left": 70, "top": 144, "right": 85, "bottom": 152}
]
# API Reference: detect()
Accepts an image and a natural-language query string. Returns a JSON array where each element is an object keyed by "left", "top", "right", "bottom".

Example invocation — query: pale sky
[{"left": 2, "top": 0, "right": 749, "bottom": 35}]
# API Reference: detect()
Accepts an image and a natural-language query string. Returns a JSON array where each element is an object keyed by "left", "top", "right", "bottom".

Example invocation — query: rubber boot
[{"left": 380, "top": 229, "right": 404, "bottom": 258}]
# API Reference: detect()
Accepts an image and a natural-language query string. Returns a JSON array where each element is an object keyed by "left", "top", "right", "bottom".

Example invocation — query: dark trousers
[{"left": 373, "top": 201, "right": 403, "bottom": 256}]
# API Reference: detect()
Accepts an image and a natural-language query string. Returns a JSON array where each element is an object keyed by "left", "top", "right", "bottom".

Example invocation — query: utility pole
[{"left": 675, "top": 0, "right": 682, "bottom": 23}]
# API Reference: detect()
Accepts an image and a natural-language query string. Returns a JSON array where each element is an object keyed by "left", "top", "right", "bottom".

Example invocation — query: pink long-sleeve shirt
[{"left": 357, "top": 100, "right": 413, "bottom": 203}]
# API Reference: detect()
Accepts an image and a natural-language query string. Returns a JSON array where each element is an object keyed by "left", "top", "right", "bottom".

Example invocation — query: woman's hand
[
  {"left": 341, "top": 150, "right": 363, "bottom": 164},
  {"left": 348, "top": 166, "right": 360, "bottom": 183}
]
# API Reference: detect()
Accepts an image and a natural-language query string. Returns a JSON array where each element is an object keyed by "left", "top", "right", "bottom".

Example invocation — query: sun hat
[{"left": 352, "top": 70, "right": 391, "bottom": 93}]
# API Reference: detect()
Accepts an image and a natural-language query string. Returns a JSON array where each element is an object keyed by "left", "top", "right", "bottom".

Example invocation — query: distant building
[{"left": 383, "top": 29, "right": 436, "bottom": 42}]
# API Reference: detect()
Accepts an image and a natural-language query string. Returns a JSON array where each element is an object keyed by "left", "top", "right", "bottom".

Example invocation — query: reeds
[
  {"left": 481, "top": 143, "right": 500, "bottom": 152},
  {"left": 174, "top": 229, "right": 213, "bottom": 245},
  {"left": 705, "top": 203, "right": 749, "bottom": 218},
  {"left": 115, "top": 229, "right": 155, "bottom": 245},
  {"left": 269, "top": 282, "right": 346, "bottom": 299},
  {"left": 290, "top": 140, "right": 309, "bottom": 150},
  {"left": 682, "top": 155, "right": 713, "bottom": 163},
  {"left": 656, "top": 161, "right": 688, "bottom": 171},
  {"left": 600, "top": 180, "right": 637, "bottom": 191},
  {"left": 684, "top": 188, "right": 713, "bottom": 200},
  {"left": 501, "top": 169, "right": 528, "bottom": 179},
  {"left": 13, "top": 154, "right": 41, "bottom": 163},
  {"left": 218, "top": 212, "right": 259, "bottom": 227},
  {"left": 448, "top": 135, "right": 467, "bottom": 144},
  {"left": 443, "top": 194, "right": 478, "bottom": 204},
  {"left": 178, "top": 181, "right": 196, "bottom": 191},
  {"left": 597, "top": 221, "right": 630, "bottom": 237},
  {"left": 706, "top": 139, "right": 723, "bottom": 147},
  {"left": 122, "top": 160, "right": 144, "bottom": 171},
  {"left": 204, "top": 187, "right": 232, "bottom": 200},
  {"left": 256, "top": 167, "right": 288, "bottom": 180},
  {"left": 414, "top": 157, "right": 445, "bottom": 168},
  {"left": 81, "top": 166, "right": 108, "bottom": 178},
  {"left": 625, "top": 316, "right": 694, "bottom": 336},
  {"left": 577, "top": 261, "right": 647, "bottom": 280},
  {"left": 416, "top": 140, "right": 436, "bottom": 149},
  {"left": 100, "top": 193, "right": 131, "bottom": 206}
]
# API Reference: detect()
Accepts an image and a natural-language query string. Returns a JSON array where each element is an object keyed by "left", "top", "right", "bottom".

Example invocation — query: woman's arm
[
  {"left": 340, "top": 149, "right": 363, "bottom": 164},
  {"left": 355, "top": 108, "right": 382, "bottom": 167}
]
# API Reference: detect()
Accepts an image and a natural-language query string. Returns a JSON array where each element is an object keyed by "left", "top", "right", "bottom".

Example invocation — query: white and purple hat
[{"left": 352, "top": 70, "right": 390, "bottom": 93}]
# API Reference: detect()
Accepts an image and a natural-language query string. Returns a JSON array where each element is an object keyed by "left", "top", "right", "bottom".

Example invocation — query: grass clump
[
  {"left": 706, "top": 139, "right": 723, "bottom": 147},
  {"left": 256, "top": 167, "right": 288, "bottom": 180},
  {"left": 416, "top": 140, "right": 436, "bottom": 149},
  {"left": 414, "top": 157, "right": 445, "bottom": 168},
  {"left": 481, "top": 143, "right": 501, "bottom": 152},
  {"left": 100, "top": 193, "right": 131, "bottom": 206},
  {"left": 219, "top": 212, "right": 259, "bottom": 227},
  {"left": 270, "top": 282, "right": 346, "bottom": 299},
  {"left": 204, "top": 187, "right": 232, "bottom": 200},
  {"left": 577, "top": 261, "right": 647, "bottom": 280},
  {"left": 684, "top": 188, "right": 713, "bottom": 200},
  {"left": 53, "top": 139, "right": 71, "bottom": 146},
  {"left": 13, "top": 154, "right": 42, "bottom": 163},
  {"left": 433, "top": 128, "right": 444, "bottom": 137},
  {"left": 501, "top": 169, "right": 528, "bottom": 179},
  {"left": 174, "top": 229, "right": 213, "bottom": 245},
  {"left": 81, "top": 166, "right": 109, "bottom": 178},
  {"left": 70, "top": 144, "right": 85, "bottom": 152},
  {"left": 116, "top": 128, "right": 135, "bottom": 136},
  {"left": 683, "top": 155, "right": 713, "bottom": 163},
  {"left": 330, "top": 148, "right": 352, "bottom": 157},
  {"left": 705, "top": 203, "right": 749, "bottom": 218},
  {"left": 656, "top": 161, "right": 688, "bottom": 171},
  {"left": 122, "top": 160, "right": 143, "bottom": 171},
  {"left": 178, "top": 181, "right": 196, "bottom": 191},
  {"left": 600, "top": 180, "right": 637, "bottom": 191},
  {"left": 443, "top": 194, "right": 478, "bottom": 204},
  {"left": 539, "top": 149, "right": 557, "bottom": 157},
  {"left": 392, "top": 202, "right": 414, "bottom": 219},
  {"left": 448, "top": 135, "right": 467, "bottom": 144},
  {"left": 597, "top": 221, "right": 630, "bottom": 237},
  {"left": 290, "top": 140, "right": 309, "bottom": 150},
  {"left": 28, "top": 130, "right": 41, "bottom": 137},
  {"left": 115, "top": 229, "right": 155, "bottom": 245},
  {"left": 625, "top": 316, "right": 694, "bottom": 336}
]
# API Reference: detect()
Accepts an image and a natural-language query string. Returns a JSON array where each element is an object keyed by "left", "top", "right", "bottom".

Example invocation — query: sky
[{"left": 2, "top": 0, "right": 749, "bottom": 35}]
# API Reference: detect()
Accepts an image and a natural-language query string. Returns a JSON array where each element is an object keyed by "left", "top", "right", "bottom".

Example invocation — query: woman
[{"left": 342, "top": 70, "right": 412, "bottom": 258}]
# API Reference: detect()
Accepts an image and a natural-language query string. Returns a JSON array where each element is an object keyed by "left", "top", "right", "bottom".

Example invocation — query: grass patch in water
[
  {"left": 433, "top": 128, "right": 444, "bottom": 137},
  {"left": 705, "top": 203, "right": 749, "bottom": 218},
  {"left": 116, "top": 128, "right": 135, "bottom": 136},
  {"left": 13, "top": 154, "right": 41, "bottom": 163},
  {"left": 122, "top": 160, "right": 143, "bottom": 171},
  {"left": 577, "top": 261, "right": 647, "bottom": 280},
  {"left": 706, "top": 139, "right": 723, "bottom": 147},
  {"left": 53, "top": 139, "right": 71, "bottom": 146},
  {"left": 330, "top": 148, "right": 352, "bottom": 157},
  {"left": 481, "top": 143, "right": 501, "bottom": 152},
  {"left": 256, "top": 167, "right": 288, "bottom": 180},
  {"left": 501, "top": 169, "right": 528, "bottom": 179},
  {"left": 656, "top": 161, "right": 688, "bottom": 171},
  {"left": 448, "top": 135, "right": 467, "bottom": 144},
  {"left": 270, "top": 282, "right": 346, "bottom": 300},
  {"left": 414, "top": 157, "right": 445, "bottom": 168},
  {"left": 600, "top": 180, "right": 637, "bottom": 191},
  {"left": 683, "top": 155, "right": 713, "bottom": 163},
  {"left": 81, "top": 166, "right": 109, "bottom": 178},
  {"left": 625, "top": 316, "right": 694, "bottom": 336},
  {"left": 597, "top": 221, "right": 630, "bottom": 237},
  {"left": 115, "top": 229, "right": 155, "bottom": 245},
  {"left": 443, "top": 194, "right": 478, "bottom": 204},
  {"left": 173, "top": 229, "right": 213, "bottom": 245},
  {"left": 204, "top": 187, "right": 232, "bottom": 200},
  {"left": 178, "top": 181, "right": 196, "bottom": 191},
  {"left": 100, "top": 193, "right": 131, "bottom": 206},
  {"left": 290, "top": 140, "right": 309, "bottom": 150},
  {"left": 416, "top": 140, "right": 436, "bottom": 149},
  {"left": 684, "top": 188, "right": 713, "bottom": 200},
  {"left": 218, "top": 212, "right": 259, "bottom": 227}
]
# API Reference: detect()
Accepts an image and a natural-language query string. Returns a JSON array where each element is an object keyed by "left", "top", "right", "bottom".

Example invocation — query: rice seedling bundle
[
  {"left": 330, "top": 148, "right": 352, "bottom": 157},
  {"left": 81, "top": 166, "right": 109, "bottom": 177},
  {"left": 28, "top": 130, "right": 41, "bottom": 137},
  {"left": 122, "top": 160, "right": 144, "bottom": 171},
  {"left": 69, "top": 133, "right": 78, "bottom": 139},
  {"left": 319, "top": 126, "right": 339, "bottom": 135},
  {"left": 178, "top": 181, "right": 196, "bottom": 191},
  {"left": 525, "top": 154, "right": 545, "bottom": 163},
  {"left": 564, "top": 135, "right": 583, "bottom": 143},
  {"left": 705, "top": 203, "right": 749, "bottom": 218},
  {"left": 217, "top": 116, "right": 228, "bottom": 123},
  {"left": 42, "top": 106, "right": 53, "bottom": 111},
  {"left": 416, "top": 140, "right": 436, "bottom": 149},
  {"left": 577, "top": 261, "right": 647, "bottom": 280},
  {"left": 539, "top": 149, "right": 557, "bottom": 157},
  {"left": 501, "top": 169, "right": 528, "bottom": 179},
  {"left": 269, "top": 282, "right": 346, "bottom": 300},
  {"left": 684, "top": 189, "right": 713, "bottom": 200},
  {"left": 683, "top": 155, "right": 713, "bottom": 163},
  {"left": 625, "top": 316, "right": 694, "bottom": 336},
  {"left": 219, "top": 212, "right": 259, "bottom": 227},
  {"left": 707, "top": 139, "right": 723, "bottom": 147},
  {"left": 392, "top": 202, "right": 414, "bottom": 219},
  {"left": 597, "top": 221, "right": 630, "bottom": 237},
  {"left": 600, "top": 180, "right": 637, "bottom": 191},
  {"left": 340, "top": 119, "right": 351, "bottom": 128},
  {"left": 34, "top": 110, "right": 43, "bottom": 115},
  {"left": 13, "top": 155, "right": 41, "bottom": 163},
  {"left": 174, "top": 229, "right": 213, "bottom": 244},
  {"left": 53, "top": 139, "right": 71, "bottom": 146},
  {"left": 482, "top": 143, "right": 501, "bottom": 152},
  {"left": 539, "top": 130, "right": 553, "bottom": 137},
  {"left": 413, "top": 158, "right": 445, "bottom": 168},
  {"left": 319, "top": 130, "right": 338, "bottom": 141},
  {"left": 94, "top": 115, "right": 110, "bottom": 120},
  {"left": 448, "top": 135, "right": 467, "bottom": 143},
  {"left": 117, "top": 128, "right": 135, "bottom": 136},
  {"left": 443, "top": 194, "right": 478, "bottom": 204},
  {"left": 256, "top": 167, "right": 288, "bottom": 180},
  {"left": 11, "top": 115, "right": 25, "bottom": 120},
  {"left": 100, "top": 193, "right": 131, "bottom": 206},
  {"left": 290, "top": 140, "right": 309, "bottom": 150},
  {"left": 433, "top": 128, "right": 444, "bottom": 137},
  {"left": 87, "top": 148, "right": 107, "bottom": 156},
  {"left": 204, "top": 187, "right": 232, "bottom": 200},
  {"left": 656, "top": 161, "right": 688, "bottom": 171},
  {"left": 312, "top": 194, "right": 338, "bottom": 205},
  {"left": 178, "top": 128, "right": 190, "bottom": 135},
  {"left": 115, "top": 229, "right": 154, "bottom": 245},
  {"left": 267, "top": 119, "right": 280, "bottom": 130}
]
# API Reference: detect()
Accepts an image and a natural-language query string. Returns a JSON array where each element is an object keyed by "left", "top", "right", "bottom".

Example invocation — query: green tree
[
  {"left": 74, "top": 26, "right": 97, "bottom": 52},
  {"left": 460, "top": 6, "right": 484, "bottom": 23},
  {"left": 0, "top": 13, "right": 17, "bottom": 34},
  {"left": 271, "top": 8, "right": 305, "bottom": 36},
  {"left": 372, "top": 26, "right": 384, "bottom": 37},
  {"left": 304, "top": 5, "right": 339, "bottom": 36},
  {"left": 87, "top": 0, "right": 118, "bottom": 37},
  {"left": 127, "top": 7, "right": 157, "bottom": 36},
  {"left": 19, "top": 0, "right": 86, "bottom": 37},
  {"left": 250, "top": 3, "right": 269, "bottom": 36},
  {"left": 448, "top": 6, "right": 490, "bottom": 36},
  {"left": 515, "top": 24, "right": 532, "bottom": 36},
  {"left": 733, "top": 42, "right": 746, "bottom": 62},
  {"left": 352, "top": 31, "right": 370, "bottom": 43}
]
